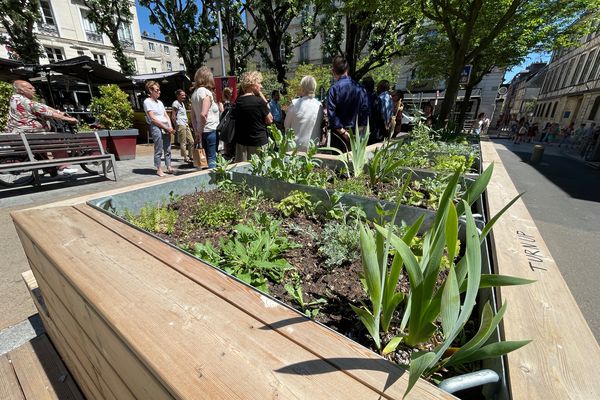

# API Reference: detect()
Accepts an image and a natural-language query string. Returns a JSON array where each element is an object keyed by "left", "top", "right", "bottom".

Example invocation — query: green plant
[
  {"left": 318, "top": 221, "right": 360, "bottom": 269},
  {"left": 90, "top": 84, "right": 133, "bottom": 129},
  {"left": 193, "top": 194, "right": 242, "bottom": 228},
  {"left": 0, "top": 81, "right": 13, "bottom": 129},
  {"left": 123, "top": 204, "right": 178, "bottom": 234},
  {"left": 329, "top": 176, "right": 372, "bottom": 197},
  {"left": 285, "top": 281, "right": 327, "bottom": 318},
  {"left": 354, "top": 166, "right": 533, "bottom": 397},
  {"left": 322, "top": 118, "right": 371, "bottom": 178},
  {"left": 432, "top": 154, "right": 475, "bottom": 174},
  {"left": 276, "top": 190, "right": 314, "bottom": 217},
  {"left": 213, "top": 154, "right": 234, "bottom": 187},
  {"left": 367, "top": 142, "right": 406, "bottom": 187},
  {"left": 250, "top": 126, "right": 330, "bottom": 187}
]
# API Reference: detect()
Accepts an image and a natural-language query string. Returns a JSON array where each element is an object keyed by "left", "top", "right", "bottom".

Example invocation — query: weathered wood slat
[
  {"left": 12, "top": 205, "right": 454, "bottom": 400},
  {"left": 24, "top": 270, "right": 133, "bottom": 400},
  {"left": 6, "top": 335, "right": 84, "bottom": 400},
  {"left": 480, "top": 140, "right": 600, "bottom": 399},
  {"left": 0, "top": 355, "right": 26, "bottom": 400},
  {"left": 73, "top": 204, "right": 453, "bottom": 399}
]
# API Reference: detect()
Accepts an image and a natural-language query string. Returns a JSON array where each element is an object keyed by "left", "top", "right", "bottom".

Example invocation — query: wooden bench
[
  {"left": 0, "top": 132, "right": 117, "bottom": 187},
  {"left": 0, "top": 329, "right": 84, "bottom": 400}
]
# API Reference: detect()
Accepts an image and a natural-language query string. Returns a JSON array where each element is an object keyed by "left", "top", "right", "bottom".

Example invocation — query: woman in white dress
[{"left": 284, "top": 76, "right": 324, "bottom": 151}]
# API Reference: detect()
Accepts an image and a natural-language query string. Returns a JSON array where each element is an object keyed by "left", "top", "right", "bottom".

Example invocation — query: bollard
[{"left": 530, "top": 144, "right": 544, "bottom": 164}]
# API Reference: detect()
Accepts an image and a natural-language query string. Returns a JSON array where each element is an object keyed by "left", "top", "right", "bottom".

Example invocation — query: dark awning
[
  {"left": 46, "top": 56, "right": 131, "bottom": 84},
  {"left": 0, "top": 58, "right": 37, "bottom": 81}
]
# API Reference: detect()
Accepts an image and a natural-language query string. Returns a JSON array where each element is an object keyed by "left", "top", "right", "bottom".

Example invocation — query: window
[
  {"left": 166, "top": 61, "right": 172, "bottom": 71},
  {"left": 149, "top": 42, "right": 155, "bottom": 51},
  {"left": 570, "top": 54, "right": 586, "bottom": 86},
  {"left": 164, "top": 45, "right": 170, "bottom": 54},
  {"left": 81, "top": 9, "right": 102, "bottom": 43},
  {"left": 580, "top": 49, "right": 597, "bottom": 83},
  {"left": 44, "top": 47, "right": 64, "bottom": 62},
  {"left": 551, "top": 102, "right": 558, "bottom": 118},
  {"left": 299, "top": 41, "right": 310, "bottom": 63},
  {"left": 118, "top": 23, "right": 133, "bottom": 48},
  {"left": 39, "top": 0, "right": 55, "bottom": 25},
  {"left": 92, "top": 53, "right": 106, "bottom": 66},
  {"left": 588, "top": 49, "right": 600, "bottom": 82},
  {"left": 545, "top": 102, "right": 551, "bottom": 118},
  {"left": 588, "top": 96, "right": 600, "bottom": 120},
  {"left": 151, "top": 67, "right": 157, "bottom": 73},
  {"left": 77, "top": 50, "right": 84, "bottom": 56},
  {"left": 539, "top": 103, "right": 546, "bottom": 117},
  {"left": 179, "top": 63, "right": 185, "bottom": 71},
  {"left": 560, "top": 59, "right": 575, "bottom": 89}
]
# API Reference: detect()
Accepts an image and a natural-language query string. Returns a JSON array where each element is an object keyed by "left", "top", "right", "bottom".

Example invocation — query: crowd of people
[{"left": 142, "top": 56, "right": 410, "bottom": 177}]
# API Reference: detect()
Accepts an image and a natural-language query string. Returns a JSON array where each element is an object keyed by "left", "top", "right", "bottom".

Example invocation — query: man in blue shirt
[
  {"left": 327, "top": 56, "right": 369, "bottom": 146},
  {"left": 268, "top": 90, "right": 284, "bottom": 132}
]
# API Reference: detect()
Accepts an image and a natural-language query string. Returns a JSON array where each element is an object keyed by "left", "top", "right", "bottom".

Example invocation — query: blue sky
[
  {"left": 503, "top": 51, "right": 550, "bottom": 83},
  {"left": 136, "top": 1, "right": 163, "bottom": 39}
]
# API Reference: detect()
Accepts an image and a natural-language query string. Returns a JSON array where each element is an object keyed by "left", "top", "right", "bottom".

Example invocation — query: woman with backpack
[{"left": 190, "top": 67, "right": 220, "bottom": 169}]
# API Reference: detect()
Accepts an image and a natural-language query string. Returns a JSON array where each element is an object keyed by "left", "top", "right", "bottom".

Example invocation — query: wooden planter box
[{"left": 11, "top": 140, "right": 600, "bottom": 399}]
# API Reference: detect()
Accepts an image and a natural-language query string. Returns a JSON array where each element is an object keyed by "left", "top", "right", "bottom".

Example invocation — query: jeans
[
  {"left": 202, "top": 130, "right": 218, "bottom": 168},
  {"left": 150, "top": 124, "right": 171, "bottom": 169}
]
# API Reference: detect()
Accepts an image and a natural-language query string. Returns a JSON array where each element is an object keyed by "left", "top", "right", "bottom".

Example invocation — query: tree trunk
[
  {"left": 456, "top": 84, "right": 474, "bottom": 133},
  {"left": 438, "top": 50, "right": 467, "bottom": 126}
]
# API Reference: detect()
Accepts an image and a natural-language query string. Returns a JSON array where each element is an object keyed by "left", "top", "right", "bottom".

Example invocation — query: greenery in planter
[
  {"left": 90, "top": 84, "right": 134, "bottom": 130},
  {"left": 123, "top": 204, "right": 178, "bottom": 234},
  {"left": 0, "top": 81, "right": 13, "bottom": 130}
]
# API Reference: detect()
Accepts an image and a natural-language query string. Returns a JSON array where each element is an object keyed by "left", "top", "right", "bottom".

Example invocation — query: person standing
[
  {"left": 327, "top": 56, "right": 369, "bottom": 148},
  {"left": 375, "top": 79, "right": 393, "bottom": 141},
  {"left": 5, "top": 80, "right": 79, "bottom": 175},
  {"left": 144, "top": 80, "right": 175, "bottom": 176},
  {"left": 390, "top": 90, "right": 405, "bottom": 137},
  {"left": 234, "top": 71, "right": 273, "bottom": 162},
  {"left": 190, "top": 67, "right": 220, "bottom": 169},
  {"left": 171, "top": 89, "right": 194, "bottom": 163},
  {"left": 268, "top": 90, "right": 284, "bottom": 132},
  {"left": 284, "top": 75, "right": 324, "bottom": 151}
]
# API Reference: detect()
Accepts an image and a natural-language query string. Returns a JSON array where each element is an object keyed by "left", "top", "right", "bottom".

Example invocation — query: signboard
[
  {"left": 459, "top": 65, "right": 472, "bottom": 85},
  {"left": 214, "top": 76, "right": 237, "bottom": 103}
]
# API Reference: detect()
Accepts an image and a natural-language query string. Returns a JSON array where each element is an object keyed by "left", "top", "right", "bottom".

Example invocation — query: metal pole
[{"left": 217, "top": 8, "right": 226, "bottom": 77}]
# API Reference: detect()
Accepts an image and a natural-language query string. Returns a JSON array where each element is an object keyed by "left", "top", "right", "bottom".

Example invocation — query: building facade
[
  {"left": 502, "top": 62, "right": 547, "bottom": 122},
  {"left": 534, "top": 30, "right": 600, "bottom": 128},
  {"left": 140, "top": 33, "right": 185, "bottom": 74},
  {"left": 0, "top": 0, "right": 152, "bottom": 74}
]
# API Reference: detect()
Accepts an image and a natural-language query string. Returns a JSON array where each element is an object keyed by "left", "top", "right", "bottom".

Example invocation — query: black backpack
[{"left": 217, "top": 104, "right": 235, "bottom": 143}]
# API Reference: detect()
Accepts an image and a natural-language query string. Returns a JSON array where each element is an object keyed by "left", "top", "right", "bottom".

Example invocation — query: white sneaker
[{"left": 57, "top": 167, "right": 79, "bottom": 175}]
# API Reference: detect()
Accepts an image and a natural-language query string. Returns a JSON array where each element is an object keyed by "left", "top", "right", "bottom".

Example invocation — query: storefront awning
[{"left": 46, "top": 56, "right": 131, "bottom": 84}]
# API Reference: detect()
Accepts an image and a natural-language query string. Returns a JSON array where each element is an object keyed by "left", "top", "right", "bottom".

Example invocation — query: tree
[
  {"left": 420, "top": 0, "right": 600, "bottom": 125},
  {"left": 320, "top": 1, "right": 421, "bottom": 81},
  {"left": 245, "top": 0, "right": 327, "bottom": 85},
  {"left": 285, "top": 63, "right": 331, "bottom": 98},
  {"left": 210, "top": 1, "right": 258, "bottom": 76},
  {"left": 81, "top": 0, "right": 135, "bottom": 75},
  {"left": 140, "top": 0, "right": 217, "bottom": 79},
  {"left": 0, "top": 0, "right": 44, "bottom": 64}
]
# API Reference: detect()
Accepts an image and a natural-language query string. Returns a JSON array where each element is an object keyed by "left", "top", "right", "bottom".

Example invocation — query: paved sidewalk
[{"left": 0, "top": 144, "right": 197, "bottom": 347}]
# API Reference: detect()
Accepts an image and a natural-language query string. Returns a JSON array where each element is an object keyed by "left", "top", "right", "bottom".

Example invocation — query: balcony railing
[
  {"left": 120, "top": 39, "right": 134, "bottom": 50},
  {"left": 38, "top": 23, "right": 59, "bottom": 37},
  {"left": 86, "top": 31, "right": 103, "bottom": 44}
]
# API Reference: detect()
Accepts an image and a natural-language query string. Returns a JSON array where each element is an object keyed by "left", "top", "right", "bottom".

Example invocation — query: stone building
[
  {"left": 534, "top": 30, "right": 600, "bottom": 128},
  {"left": 502, "top": 62, "right": 547, "bottom": 122},
  {"left": 140, "top": 33, "right": 185, "bottom": 74}
]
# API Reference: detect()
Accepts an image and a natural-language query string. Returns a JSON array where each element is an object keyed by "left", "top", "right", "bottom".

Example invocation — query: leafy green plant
[
  {"left": 318, "top": 221, "right": 361, "bottom": 269},
  {"left": 123, "top": 204, "right": 178, "bottom": 234},
  {"left": 1, "top": 81, "right": 14, "bottom": 129},
  {"left": 367, "top": 142, "right": 406, "bottom": 187},
  {"left": 193, "top": 195, "right": 241, "bottom": 228},
  {"left": 285, "top": 281, "right": 327, "bottom": 318},
  {"left": 329, "top": 176, "right": 372, "bottom": 197},
  {"left": 276, "top": 190, "right": 314, "bottom": 217},
  {"left": 90, "top": 84, "right": 133, "bottom": 130},
  {"left": 213, "top": 154, "right": 234, "bottom": 186},
  {"left": 322, "top": 118, "right": 371, "bottom": 178},
  {"left": 250, "top": 126, "right": 330, "bottom": 187},
  {"left": 432, "top": 154, "right": 475, "bottom": 174},
  {"left": 352, "top": 166, "right": 533, "bottom": 397}
]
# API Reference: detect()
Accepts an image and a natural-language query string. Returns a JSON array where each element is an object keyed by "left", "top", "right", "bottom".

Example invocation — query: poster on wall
[{"left": 214, "top": 76, "right": 237, "bottom": 103}]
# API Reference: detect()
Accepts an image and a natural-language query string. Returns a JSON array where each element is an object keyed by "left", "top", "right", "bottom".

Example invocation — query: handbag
[
  {"left": 193, "top": 143, "right": 208, "bottom": 168},
  {"left": 217, "top": 104, "right": 236, "bottom": 143}
]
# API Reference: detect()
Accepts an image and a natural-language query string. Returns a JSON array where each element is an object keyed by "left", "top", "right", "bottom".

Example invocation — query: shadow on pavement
[
  {"left": 502, "top": 146, "right": 600, "bottom": 203},
  {"left": 0, "top": 174, "right": 112, "bottom": 199}
]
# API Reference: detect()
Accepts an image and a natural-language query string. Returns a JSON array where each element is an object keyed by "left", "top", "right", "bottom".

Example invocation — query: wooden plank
[
  {"left": 23, "top": 270, "right": 131, "bottom": 400},
  {"left": 0, "top": 355, "right": 25, "bottom": 400},
  {"left": 12, "top": 206, "right": 453, "bottom": 400},
  {"left": 480, "top": 140, "right": 600, "bottom": 399},
  {"left": 7, "top": 335, "right": 84, "bottom": 400}
]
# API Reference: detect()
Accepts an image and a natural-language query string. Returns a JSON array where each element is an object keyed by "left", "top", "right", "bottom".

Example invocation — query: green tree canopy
[
  {"left": 420, "top": 0, "right": 600, "bottom": 125},
  {"left": 140, "top": 0, "right": 217, "bottom": 79},
  {"left": 0, "top": 0, "right": 44, "bottom": 64},
  {"left": 246, "top": 0, "right": 327, "bottom": 85},
  {"left": 320, "top": 0, "right": 421, "bottom": 81},
  {"left": 81, "top": 0, "right": 136, "bottom": 75}
]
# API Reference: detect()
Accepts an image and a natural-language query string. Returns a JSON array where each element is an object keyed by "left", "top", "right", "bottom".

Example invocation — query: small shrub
[
  {"left": 90, "top": 84, "right": 133, "bottom": 129},
  {"left": 318, "top": 221, "right": 360, "bottom": 269},
  {"left": 124, "top": 205, "right": 178, "bottom": 234},
  {"left": 330, "top": 176, "right": 372, "bottom": 197},
  {"left": 0, "top": 81, "right": 13, "bottom": 129},
  {"left": 193, "top": 196, "right": 241, "bottom": 228}
]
